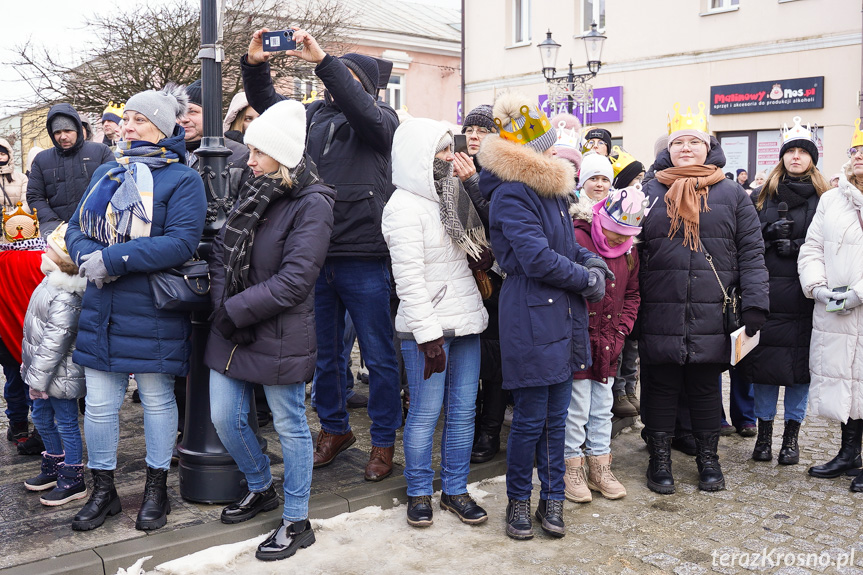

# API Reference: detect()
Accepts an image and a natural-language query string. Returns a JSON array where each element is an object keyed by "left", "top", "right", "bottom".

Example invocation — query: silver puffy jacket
[{"left": 21, "top": 270, "right": 87, "bottom": 399}]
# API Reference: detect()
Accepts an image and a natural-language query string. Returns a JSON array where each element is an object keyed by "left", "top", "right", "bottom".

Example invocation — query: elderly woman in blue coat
[
  {"left": 205, "top": 100, "right": 335, "bottom": 562},
  {"left": 478, "top": 92, "right": 611, "bottom": 541},
  {"left": 65, "top": 85, "right": 206, "bottom": 533}
]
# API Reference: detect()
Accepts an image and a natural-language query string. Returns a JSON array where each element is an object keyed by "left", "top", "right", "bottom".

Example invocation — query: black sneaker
[
  {"left": 17, "top": 429, "right": 45, "bottom": 455},
  {"left": 505, "top": 498, "right": 533, "bottom": 540},
  {"left": 440, "top": 493, "right": 487, "bottom": 525},
  {"left": 7, "top": 421, "right": 28, "bottom": 443},
  {"left": 406, "top": 495, "right": 433, "bottom": 527},
  {"left": 346, "top": 392, "right": 368, "bottom": 409},
  {"left": 535, "top": 499, "right": 565, "bottom": 538}
]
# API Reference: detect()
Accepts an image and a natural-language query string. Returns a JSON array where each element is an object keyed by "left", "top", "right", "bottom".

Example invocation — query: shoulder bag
[
  {"left": 701, "top": 242, "right": 742, "bottom": 334},
  {"left": 149, "top": 257, "right": 211, "bottom": 311}
]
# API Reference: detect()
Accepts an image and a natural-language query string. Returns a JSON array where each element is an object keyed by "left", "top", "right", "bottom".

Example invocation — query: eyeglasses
[
  {"left": 848, "top": 147, "right": 863, "bottom": 158},
  {"left": 464, "top": 127, "right": 491, "bottom": 136},
  {"left": 584, "top": 139, "right": 607, "bottom": 150},
  {"left": 670, "top": 139, "right": 706, "bottom": 150}
]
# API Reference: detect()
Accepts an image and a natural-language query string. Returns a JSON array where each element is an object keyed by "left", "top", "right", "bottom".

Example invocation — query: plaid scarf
[
  {"left": 433, "top": 159, "right": 488, "bottom": 259},
  {"left": 78, "top": 141, "right": 178, "bottom": 245},
  {"left": 222, "top": 158, "right": 319, "bottom": 298}
]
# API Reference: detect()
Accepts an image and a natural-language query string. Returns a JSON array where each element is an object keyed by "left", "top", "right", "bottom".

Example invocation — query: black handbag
[
  {"left": 702, "top": 244, "right": 742, "bottom": 334},
  {"left": 149, "top": 258, "right": 211, "bottom": 311}
]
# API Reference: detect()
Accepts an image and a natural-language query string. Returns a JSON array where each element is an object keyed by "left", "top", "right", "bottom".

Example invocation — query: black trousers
[{"left": 641, "top": 362, "right": 725, "bottom": 434}]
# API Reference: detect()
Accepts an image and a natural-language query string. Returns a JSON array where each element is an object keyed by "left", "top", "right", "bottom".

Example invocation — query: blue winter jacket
[
  {"left": 478, "top": 136, "right": 595, "bottom": 389},
  {"left": 65, "top": 126, "right": 207, "bottom": 376}
]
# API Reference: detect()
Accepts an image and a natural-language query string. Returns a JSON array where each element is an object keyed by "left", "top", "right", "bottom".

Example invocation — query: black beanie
[
  {"left": 779, "top": 138, "right": 819, "bottom": 164},
  {"left": 613, "top": 160, "right": 645, "bottom": 190},
  {"left": 585, "top": 128, "right": 612, "bottom": 152},
  {"left": 340, "top": 54, "right": 379, "bottom": 96},
  {"left": 185, "top": 79, "right": 203, "bottom": 107}
]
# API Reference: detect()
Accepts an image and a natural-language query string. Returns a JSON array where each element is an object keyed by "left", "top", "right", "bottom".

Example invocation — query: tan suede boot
[
  {"left": 564, "top": 456, "right": 592, "bottom": 503},
  {"left": 586, "top": 453, "right": 627, "bottom": 499}
]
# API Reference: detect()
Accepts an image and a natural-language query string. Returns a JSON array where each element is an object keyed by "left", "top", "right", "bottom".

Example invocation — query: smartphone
[
  {"left": 826, "top": 286, "right": 849, "bottom": 313},
  {"left": 262, "top": 30, "right": 298, "bottom": 52},
  {"left": 453, "top": 134, "right": 468, "bottom": 155}
]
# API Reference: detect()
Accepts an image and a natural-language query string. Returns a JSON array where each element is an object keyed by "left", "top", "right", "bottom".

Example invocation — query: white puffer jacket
[
  {"left": 798, "top": 167, "right": 863, "bottom": 422},
  {"left": 382, "top": 118, "right": 488, "bottom": 344}
]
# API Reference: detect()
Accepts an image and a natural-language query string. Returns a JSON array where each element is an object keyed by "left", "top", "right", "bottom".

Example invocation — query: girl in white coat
[
  {"left": 382, "top": 118, "right": 490, "bottom": 528},
  {"left": 798, "top": 137, "right": 863, "bottom": 493}
]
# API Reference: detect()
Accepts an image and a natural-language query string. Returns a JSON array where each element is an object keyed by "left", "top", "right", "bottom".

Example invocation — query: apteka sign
[{"left": 710, "top": 77, "right": 823, "bottom": 115}]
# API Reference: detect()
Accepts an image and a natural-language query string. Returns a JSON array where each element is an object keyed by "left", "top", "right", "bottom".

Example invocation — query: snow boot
[
  {"left": 40, "top": 463, "right": 87, "bottom": 506},
  {"left": 24, "top": 452, "right": 63, "bottom": 491}
]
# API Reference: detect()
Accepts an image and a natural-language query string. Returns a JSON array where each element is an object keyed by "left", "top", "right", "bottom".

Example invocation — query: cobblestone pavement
[{"left": 2, "top": 371, "right": 863, "bottom": 573}]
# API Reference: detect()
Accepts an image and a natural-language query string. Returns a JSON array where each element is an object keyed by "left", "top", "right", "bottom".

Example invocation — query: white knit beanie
[
  {"left": 243, "top": 100, "right": 306, "bottom": 170},
  {"left": 578, "top": 152, "right": 614, "bottom": 188}
]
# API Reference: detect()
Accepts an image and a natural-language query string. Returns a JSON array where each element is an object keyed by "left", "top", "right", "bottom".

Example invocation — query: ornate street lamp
[{"left": 539, "top": 23, "right": 607, "bottom": 115}]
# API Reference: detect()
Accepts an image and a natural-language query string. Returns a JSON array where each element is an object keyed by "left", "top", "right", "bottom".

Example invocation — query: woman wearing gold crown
[
  {"left": 738, "top": 117, "right": 829, "bottom": 466},
  {"left": 638, "top": 102, "right": 769, "bottom": 494},
  {"left": 797, "top": 120, "right": 863, "bottom": 493}
]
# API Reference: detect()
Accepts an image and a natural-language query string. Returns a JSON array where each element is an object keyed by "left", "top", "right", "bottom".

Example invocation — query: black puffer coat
[
  {"left": 740, "top": 179, "right": 819, "bottom": 386},
  {"left": 26, "top": 104, "right": 114, "bottom": 234},
  {"left": 638, "top": 142, "right": 769, "bottom": 365}
]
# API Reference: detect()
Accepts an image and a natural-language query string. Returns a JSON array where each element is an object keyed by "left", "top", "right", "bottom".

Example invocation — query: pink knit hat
[{"left": 596, "top": 183, "right": 656, "bottom": 236}]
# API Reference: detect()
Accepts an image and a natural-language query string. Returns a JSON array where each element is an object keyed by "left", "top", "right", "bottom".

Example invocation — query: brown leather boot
[
  {"left": 313, "top": 430, "right": 356, "bottom": 468},
  {"left": 364, "top": 446, "right": 394, "bottom": 481}
]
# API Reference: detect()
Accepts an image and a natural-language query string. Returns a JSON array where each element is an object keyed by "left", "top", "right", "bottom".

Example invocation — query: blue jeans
[
  {"left": 565, "top": 377, "right": 613, "bottom": 458},
  {"left": 506, "top": 381, "right": 570, "bottom": 501},
  {"left": 210, "top": 371, "right": 312, "bottom": 522},
  {"left": 1, "top": 339, "right": 30, "bottom": 424},
  {"left": 721, "top": 368, "right": 756, "bottom": 429},
  {"left": 311, "top": 311, "right": 356, "bottom": 408},
  {"left": 84, "top": 369, "right": 176, "bottom": 470},
  {"left": 753, "top": 384, "right": 810, "bottom": 422},
  {"left": 314, "top": 257, "right": 401, "bottom": 446},
  {"left": 402, "top": 335, "right": 480, "bottom": 497},
  {"left": 31, "top": 396, "right": 83, "bottom": 464}
]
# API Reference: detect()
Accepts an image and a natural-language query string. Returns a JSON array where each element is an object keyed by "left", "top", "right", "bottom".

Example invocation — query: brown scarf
[{"left": 655, "top": 165, "right": 725, "bottom": 251}]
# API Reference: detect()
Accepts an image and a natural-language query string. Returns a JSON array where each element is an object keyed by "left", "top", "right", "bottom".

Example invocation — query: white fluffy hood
[{"left": 392, "top": 118, "right": 452, "bottom": 204}]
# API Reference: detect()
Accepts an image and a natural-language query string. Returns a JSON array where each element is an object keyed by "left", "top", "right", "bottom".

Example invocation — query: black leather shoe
[
  {"left": 645, "top": 431, "right": 675, "bottom": 494},
  {"left": 221, "top": 484, "right": 280, "bottom": 524},
  {"left": 752, "top": 419, "right": 774, "bottom": 462},
  {"left": 535, "top": 499, "right": 565, "bottom": 538},
  {"left": 851, "top": 470, "right": 863, "bottom": 493},
  {"left": 694, "top": 431, "right": 725, "bottom": 491},
  {"left": 72, "top": 469, "right": 122, "bottom": 531},
  {"left": 406, "top": 495, "right": 433, "bottom": 527},
  {"left": 136, "top": 466, "right": 171, "bottom": 531},
  {"left": 505, "top": 498, "right": 533, "bottom": 540},
  {"left": 440, "top": 492, "right": 487, "bottom": 524},
  {"left": 809, "top": 419, "right": 863, "bottom": 478},
  {"left": 470, "top": 433, "right": 500, "bottom": 463},
  {"left": 256, "top": 519, "right": 315, "bottom": 561},
  {"left": 777, "top": 420, "right": 801, "bottom": 465}
]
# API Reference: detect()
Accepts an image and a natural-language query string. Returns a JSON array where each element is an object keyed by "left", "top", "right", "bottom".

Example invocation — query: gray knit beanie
[
  {"left": 462, "top": 104, "right": 496, "bottom": 134},
  {"left": 124, "top": 83, "right": 190, "bottom": 139},
  {"left": 50, "top": 115, "right": 77, "bottom": 133}
]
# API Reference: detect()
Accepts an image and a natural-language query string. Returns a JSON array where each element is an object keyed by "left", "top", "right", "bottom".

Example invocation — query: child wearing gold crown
[
  {"left": 564, "top": 184, "right": 647, "bottom": 504},
  {"left": 20, "top": 223, "right": 88, "bottom": 506}
]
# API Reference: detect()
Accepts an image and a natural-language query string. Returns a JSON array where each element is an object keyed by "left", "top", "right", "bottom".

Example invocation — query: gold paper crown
[
  {"left": 48, "top": 223, "right": 69, "bottom": 255},
  {"left": 494, "top": 105, "right": 552, "bottom": 146},
  {"left": 852, "top": 118, "right": 863, "bottom": 148},
  {"left": 610, "top": 145, "right": 637, "bottom": 177},
  {"left": 103, "top": 101, "right": 125, "bottom": 119},
  {"left": 668, "top": 102, "right": 708, "bottom": 135},
  {"left": 3, "top": 203, "right": 39, "bottom": 242}
]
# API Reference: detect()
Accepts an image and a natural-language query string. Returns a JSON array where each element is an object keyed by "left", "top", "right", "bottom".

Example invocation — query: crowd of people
[{"left": 1, "top": 26, "right": 862, "bottom": 562}]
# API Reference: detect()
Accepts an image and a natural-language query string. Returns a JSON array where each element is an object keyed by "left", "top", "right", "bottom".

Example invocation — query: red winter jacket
[{"left": 572, "top": 218, "right": 640, "bottom": 383}]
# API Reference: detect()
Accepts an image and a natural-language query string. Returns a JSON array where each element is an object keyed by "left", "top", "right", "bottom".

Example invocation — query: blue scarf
[{"left": 78, "top": 140, "right": 179, "bottom": 245}]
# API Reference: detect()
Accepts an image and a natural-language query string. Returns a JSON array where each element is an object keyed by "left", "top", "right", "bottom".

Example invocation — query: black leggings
[{"left": 641, "top": 363, "right": 725, "bottom": 434}]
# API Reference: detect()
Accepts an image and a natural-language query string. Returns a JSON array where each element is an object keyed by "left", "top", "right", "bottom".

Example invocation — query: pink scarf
[{"left": 590, "top": 200, "right": 633, "bottom": 259}]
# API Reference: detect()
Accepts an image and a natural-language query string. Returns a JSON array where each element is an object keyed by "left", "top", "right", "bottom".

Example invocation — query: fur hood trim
[
  {"left": 570, "top": 193, "right": 600, "bottom": 222},
  {"left": 478, "top": 136, "right": 575, "bottom": 198},
  {"left": 47, "top": 269, "right": 87, "bottom": 294}
]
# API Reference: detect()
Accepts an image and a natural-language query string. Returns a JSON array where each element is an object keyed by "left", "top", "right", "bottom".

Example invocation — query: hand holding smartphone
[
  {"left": 262, "top": 30, "right": 299, "bottom": 52},
  {"left": 453, "top": 134, "right": 468, "bottom": 155},
  {"left": 826, "top": 286, "right": 849, "bottom": 313}
]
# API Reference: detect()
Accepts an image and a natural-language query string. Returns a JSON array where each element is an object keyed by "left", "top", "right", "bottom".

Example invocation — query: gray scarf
[{"left": 433, "top": 158, "right": 488, "bottom": 259}]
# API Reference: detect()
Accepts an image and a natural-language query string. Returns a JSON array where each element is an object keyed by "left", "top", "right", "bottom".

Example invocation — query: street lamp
[{"left": 538, "top": 23, "right": 607, "bottom": 115}]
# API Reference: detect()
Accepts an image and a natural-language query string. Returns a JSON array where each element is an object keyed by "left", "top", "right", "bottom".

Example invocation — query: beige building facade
[{"left": 464, "top": 0, "right": 861, "bottom": 177}]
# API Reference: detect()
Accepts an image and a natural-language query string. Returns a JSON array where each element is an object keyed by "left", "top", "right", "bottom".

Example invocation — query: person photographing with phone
[
  {"left": 241, "top": 28, "right": 403, "bottom": 482},
  {"left": 798, "top": 121, "right": 863, "bottom": 493}
]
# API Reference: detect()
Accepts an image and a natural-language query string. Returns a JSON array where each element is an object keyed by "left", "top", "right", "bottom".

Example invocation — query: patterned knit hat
[
  {"left": 462, "top": 104, "right": 496, "bottom": 134},
  {"left": 492, "top": 92, "right": 557, "bottom": 153},
  {"left": 244, "top": 99, "right": 307, "bottom": 170}
]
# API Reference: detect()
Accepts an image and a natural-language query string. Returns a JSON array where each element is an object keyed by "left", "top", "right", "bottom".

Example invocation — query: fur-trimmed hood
[
  {"left": 46, "top": 268, "right": 87, "bottom": 294},
  {"left": 477, "top": 135, "right": 575, "bottom": 199},
  {"left": 570, "top": 192, "right": 600, "bottom": 222}
]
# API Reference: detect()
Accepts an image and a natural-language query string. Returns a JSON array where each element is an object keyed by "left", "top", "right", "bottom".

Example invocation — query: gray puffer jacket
[{"left": 21, "top": 268, "right": 87, "bottom": 399}]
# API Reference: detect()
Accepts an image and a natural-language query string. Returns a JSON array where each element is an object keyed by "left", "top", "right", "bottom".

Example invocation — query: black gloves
[
  {"left": 773, "top": 239, "right": 799, "bottom": 258},
  {"left": 580, "top": 267, "right": 607, "bottom": 303},
  {"left": 417, "top": 337, "right": 447, "bottom": 380},
  {"left": 210, "top": 307, "right": 237, "bottom": 340},
  {"left": 468, "top": 246, "right": 494, "bottom": 272},
  {"left": 742, "top": 308, "right": 767, "bottom": 337},
  {"left": 765, "top": 220, "right": 792, "bottom": 240},
  {"left": 584, "top": 257, "right": 616, "bottom": 282}
]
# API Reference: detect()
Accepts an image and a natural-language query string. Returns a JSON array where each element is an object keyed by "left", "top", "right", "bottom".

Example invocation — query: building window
[
  {"left": 711, "top": 0, "right": 739, "bottom": 7},
  {"left": 293, "top": 77, "right": 317, "bottom": 101},
  {"left": 383, "top": 75, "right": 404, "bottom": 110},
  {"left": 583, "top": 0, "right": 606, "bottom": 33},
  {"left": 513, "top": 0, "right": 531, "bottom": 44}
]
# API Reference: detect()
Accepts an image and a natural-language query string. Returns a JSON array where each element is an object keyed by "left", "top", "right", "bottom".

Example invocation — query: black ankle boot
[
  {"left": 752, "top": 419, "right": 773, "bottom": 462},
  {"left": 809, "top": 419, "right": 863, "bottom": 478},
  {"left": 535, "top": 499, "right": 565, "bottom": 538},
  {"left": 136, "top": 466, "right": 171, "bottom": 531},
  {"left": 470, "top": 433, "right": 500, "bottom": 463},
  {"left": 645, "top": 431, "right": 675, "bottom": 494},
  {"left": 406, "top": 495, "right": 433, "bottom": 527},
  {"left": 506, "top": 498, "right": 533, "bottom": 540},
  {"left": 851, "top": 471, "right": 863, "bottom": 493},
  {"left": 72, "top": 469, "right": 121, "bottom": 531},
  {"left": 440, "top": 492, "right": 488, "bottom": 524},
  {"left": 693, "top": 431, "right": 725, "bottom": 491},
  {"left": 777, "top": 420, "right": 801, "bottom": 465},
  {"left": 221, "top": 484, "right": 280, "bottom": 524},
  {"left": 256, "top": 519, "right": 315, "bottom": 561}
]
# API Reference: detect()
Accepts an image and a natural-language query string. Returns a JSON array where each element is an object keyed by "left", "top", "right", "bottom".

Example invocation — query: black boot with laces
[
  {"left": 136, "top": 466, "right": 171, "bottom": 531},
  {"left": 535, "top": 499, "right": 565, "bottom": 538},
  {"left": 506, "top": 498, "right": 533, "bottom": 540}
]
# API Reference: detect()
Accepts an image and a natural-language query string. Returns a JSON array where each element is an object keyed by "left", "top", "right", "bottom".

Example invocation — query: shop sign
[
  {"left": 710, "top": 77, "right": 823, "bottom": 115},
  {"left": 539, "top": 86, "right": 623, "bottom": 124}
]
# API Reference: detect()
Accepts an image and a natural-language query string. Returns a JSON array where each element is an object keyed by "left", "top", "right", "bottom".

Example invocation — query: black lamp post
[
  {"left": 177, "top": 0, "right": 260, "bottom": 504},
  {"left": 538, "top": 23, "right": 607, "bottom": 115}
]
